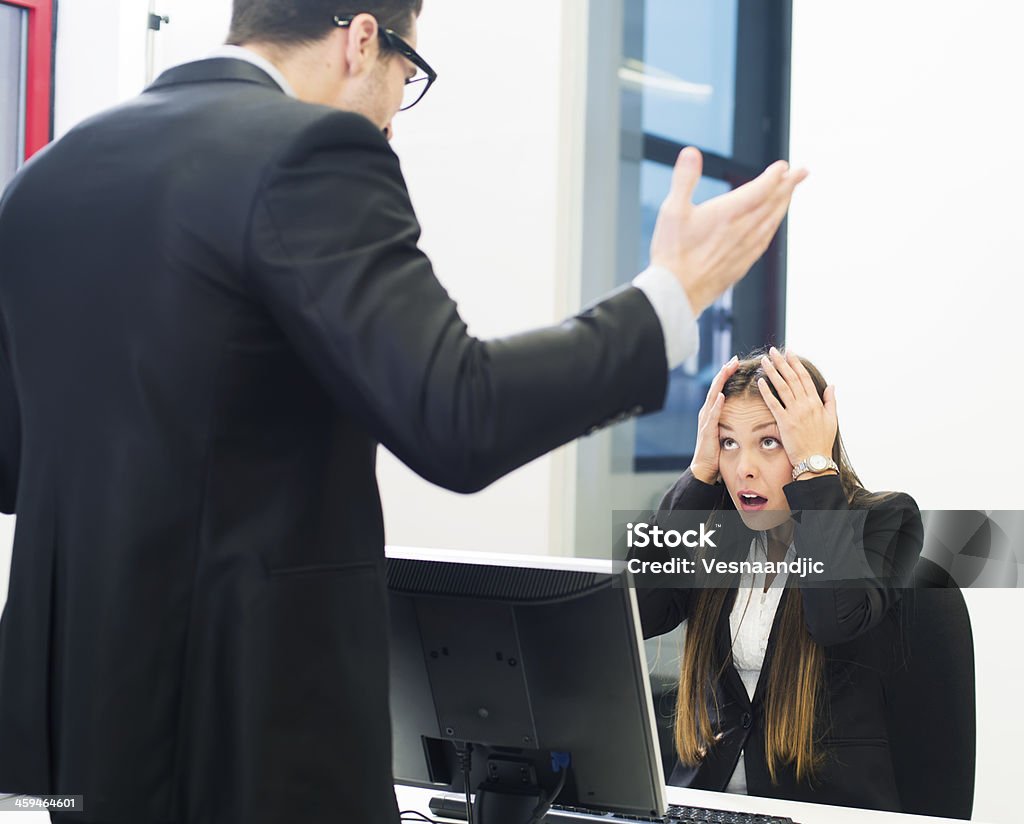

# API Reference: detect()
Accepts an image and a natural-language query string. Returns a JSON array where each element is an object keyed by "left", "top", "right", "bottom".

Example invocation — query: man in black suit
[{"left": 0, "top": 1, "right": 806, "bottom": 822}]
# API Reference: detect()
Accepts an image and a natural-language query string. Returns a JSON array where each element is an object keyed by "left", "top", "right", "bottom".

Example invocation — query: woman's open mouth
[{"left": 738, "top": 492, "right": 769, "bottom": 511}]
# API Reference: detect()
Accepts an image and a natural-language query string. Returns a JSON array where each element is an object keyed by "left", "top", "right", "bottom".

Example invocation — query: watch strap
[{"left": 791, "top": 455, "right": 839, "bottom": 482}]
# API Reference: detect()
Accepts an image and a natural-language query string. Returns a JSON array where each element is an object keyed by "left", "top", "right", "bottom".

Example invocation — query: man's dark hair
[{"left": 228, "top": 1, "right": 423, "bottom": 47}]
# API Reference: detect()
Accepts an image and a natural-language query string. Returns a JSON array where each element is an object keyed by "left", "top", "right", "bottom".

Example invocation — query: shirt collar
[
  {"left": 750, "top": 533, "right": 797, "bottom": 562},
  {"left": 207, "top": 45, "right": 297, "bottom": 98}
]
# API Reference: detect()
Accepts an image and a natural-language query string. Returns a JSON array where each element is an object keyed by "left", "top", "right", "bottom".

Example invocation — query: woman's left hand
[{"left": 757, "top": 347, "right": 838, "bottom": 470}]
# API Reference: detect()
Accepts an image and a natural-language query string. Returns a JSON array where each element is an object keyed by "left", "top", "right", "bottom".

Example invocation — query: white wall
[
  {"left": 0, "top": 517, "right": 10, "bottom": 609},
  {"left": 148, "top": 0, "right": 231, "bottom": 72},
  {"left": 53, "top": 0, "right": 149, "bottom": 138},
  {"left": 961, "top": 589, "right": 1021, "bottom": 824},
  {"left": 788, "top": 3, "right": 1024, "bottom": 822},
  {"left": 379, "top": 1, "right": 586, "bottom": 555},
  {"left": 53, "top": 0, "right": 230, "bottom": 138},
  {"left": 787, "top": 0, "right": 1024, "bottom": 510}
]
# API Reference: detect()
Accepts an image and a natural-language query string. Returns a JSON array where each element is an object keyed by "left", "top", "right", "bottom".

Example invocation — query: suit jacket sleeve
[
  {"left": 245, "top": 111, "right": 670, "bottom": 493},
  {"left": 0, "top": 333, "right": 19, "bottom": 514},
  {"left": 783, "top": 475, "right": 923, "bottom": 646},
  {"left": 634, "top": 468, "right": 732, "bottom": 639}
]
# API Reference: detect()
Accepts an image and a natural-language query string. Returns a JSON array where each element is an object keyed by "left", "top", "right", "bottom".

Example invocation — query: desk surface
[
  {"left": 395, "top": 784, "right": 992, "bottom": 824},
  {"left": 0, "top": 786, "right": 994, "bottom": 823}
]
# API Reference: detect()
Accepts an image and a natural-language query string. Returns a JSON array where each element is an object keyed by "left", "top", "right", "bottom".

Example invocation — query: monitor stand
[{"left": 430, "top": 787, "right": 546, "bottom": 823}]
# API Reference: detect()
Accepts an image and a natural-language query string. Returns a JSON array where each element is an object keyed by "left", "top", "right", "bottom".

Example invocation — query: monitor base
[{"left": 429, "top": 789, "right": 547, "bottom": 823}]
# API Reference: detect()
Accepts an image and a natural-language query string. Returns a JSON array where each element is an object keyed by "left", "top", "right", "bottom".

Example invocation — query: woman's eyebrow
[{"left": 718, "top": 421, "right": 778, "bottom": 432}]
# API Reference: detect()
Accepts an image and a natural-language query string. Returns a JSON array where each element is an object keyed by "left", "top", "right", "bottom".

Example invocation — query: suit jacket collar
[{"left": 144, "top": 58, "right": 285, "bottom": 95}]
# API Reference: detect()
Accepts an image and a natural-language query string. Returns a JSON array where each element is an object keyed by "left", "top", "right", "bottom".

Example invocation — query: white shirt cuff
[{"left": 632, "top": 265, "right": 700, "bottom": 370}]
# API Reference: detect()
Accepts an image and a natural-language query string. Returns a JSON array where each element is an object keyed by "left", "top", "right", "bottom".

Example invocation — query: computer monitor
[{"left": 387, "top": 546, "right": 667, "bottom": 824}]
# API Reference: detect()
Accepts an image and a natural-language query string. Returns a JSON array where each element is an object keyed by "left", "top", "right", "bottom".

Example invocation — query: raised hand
[
  {"left": 689, "top": 356, "right": 741, "bottom": 484},
  {"left": 756, "top": 347, "right": 838, "bottom": 471},
  {"left": 650, "top": 147, "right": 808, "bottom": 317}
]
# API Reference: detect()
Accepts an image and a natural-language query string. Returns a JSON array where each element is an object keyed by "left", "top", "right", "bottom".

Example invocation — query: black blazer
[
  {"left": 0, "top": 60, "right": 670, "bottom": 824},
  {"left": 636, "top": 469, "right": 923, "bottom": 813}
]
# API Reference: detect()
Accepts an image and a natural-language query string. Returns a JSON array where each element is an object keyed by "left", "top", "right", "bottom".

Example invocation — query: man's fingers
[
  {"left": 784, "top": 166, "right": 810, "bottom": 186},
  {"left": 746, "top": 176, "right": 805, "bottom": 257},
  {"left": 689, "top": 160, "right": 801, "bottom": 248},
  {"left": 692, "top": 168, "right": 798, "bottom": 273},
  {"left": 721, "top": 160, "right": 790, "bottom": 217},
  {"left": 724, "top": 161, "right": 807, "bottom": 236},
  {"left": 658, "top": 157, "right": 808, "bottom": 309},
  {"left": 667, "top": 146, "right": 704, "bottom": 206}
]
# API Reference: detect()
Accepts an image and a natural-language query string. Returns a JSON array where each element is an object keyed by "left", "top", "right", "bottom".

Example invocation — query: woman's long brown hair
[{"left": 673, "top": 347, "right": 889, "bottom": 783}]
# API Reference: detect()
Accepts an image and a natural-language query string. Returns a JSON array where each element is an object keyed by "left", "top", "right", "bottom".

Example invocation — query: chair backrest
[
  {"left": 644, "top": 559, "right": 977, "bottom": 817},
  {"left": 884, "top": 557, "right": 976, "bottom": 819}
]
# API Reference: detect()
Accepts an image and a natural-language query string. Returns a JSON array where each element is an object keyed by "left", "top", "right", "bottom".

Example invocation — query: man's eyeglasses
[{"left": 332, "top": 14, "right": 437, "bottom": 111}]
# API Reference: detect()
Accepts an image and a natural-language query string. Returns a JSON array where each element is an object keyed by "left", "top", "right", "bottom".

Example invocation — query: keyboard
[
  {"left": 549, "top": 803, "right": 795, "bottom": 824},
  {"left": 426, "top": 796, "right": 796, "bottom": 824}
]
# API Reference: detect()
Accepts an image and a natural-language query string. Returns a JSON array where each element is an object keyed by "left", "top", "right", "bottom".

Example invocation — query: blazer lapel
[
  {"left": 715, "top": 587, "right": 751, "bottom": 710},
  {"left": 750, "top": 586, "right": 792, "bottom": 709}
]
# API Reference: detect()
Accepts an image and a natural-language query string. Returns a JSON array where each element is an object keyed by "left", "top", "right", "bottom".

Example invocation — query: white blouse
[{"left": 723, "top": 534, "right": 797, "bottom": 795}]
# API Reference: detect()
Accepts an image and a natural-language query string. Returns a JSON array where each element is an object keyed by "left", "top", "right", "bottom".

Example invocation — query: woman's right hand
[{"left": 689, "top": 356, "right": 740, "bottom": 484}]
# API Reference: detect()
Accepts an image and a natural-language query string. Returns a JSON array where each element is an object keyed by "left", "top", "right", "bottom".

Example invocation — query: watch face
[{"left": 809, "top": 454, "right": 829, "bottom": 471}]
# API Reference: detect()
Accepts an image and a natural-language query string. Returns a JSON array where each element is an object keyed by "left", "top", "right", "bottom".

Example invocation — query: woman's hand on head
[
  {"left": 756, "top": 347, "right": 838, "bottom": 469},
  {"left": 689, "top": 356, "right": 741, "bottom": 484}
]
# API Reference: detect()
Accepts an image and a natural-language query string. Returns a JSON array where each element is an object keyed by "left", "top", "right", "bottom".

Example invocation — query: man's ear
[{"left": 340, "top": 12, "right": 381, "bottom": 77}]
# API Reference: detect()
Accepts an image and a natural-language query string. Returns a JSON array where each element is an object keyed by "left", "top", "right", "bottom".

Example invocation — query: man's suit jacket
[
  {"left": 635, "top": 469, "right": 923, "bottom": 813},
  {"left": 0, "top": 59, "right": 671, "bottom": 824}
]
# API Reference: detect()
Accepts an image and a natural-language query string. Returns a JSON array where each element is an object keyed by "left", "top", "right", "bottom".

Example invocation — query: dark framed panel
[
  {"left": 573, "top": 0, "right": 794, "bottom": 551},
  {"left": 624, "top": 0, "right": 793, "bottom": 474}
]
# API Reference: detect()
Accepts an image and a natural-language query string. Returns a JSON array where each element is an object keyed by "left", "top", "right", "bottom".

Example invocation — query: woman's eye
[
  {"left": 762, "top": 437, "right": 780, "bottom": 449},
  {"left": 720, "top": 438, "right": 737, "bottom": 450}
]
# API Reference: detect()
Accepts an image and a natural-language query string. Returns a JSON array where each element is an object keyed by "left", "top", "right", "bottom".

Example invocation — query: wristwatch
[{"left": 791, "top": 454, "right": 839, "bottom": 482}]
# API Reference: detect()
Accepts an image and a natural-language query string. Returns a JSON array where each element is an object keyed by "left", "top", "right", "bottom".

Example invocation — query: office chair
[
  {"left": 884, "top": 556, "right": 976, "bottom": 820},
  {"left": 645, "top": 558, "right": 977, "bottom": 818}
]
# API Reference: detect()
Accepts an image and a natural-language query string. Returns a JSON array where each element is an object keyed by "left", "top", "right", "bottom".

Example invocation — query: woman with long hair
[{"left": 635, "top": 346, "right": 923, "bottom": 812}]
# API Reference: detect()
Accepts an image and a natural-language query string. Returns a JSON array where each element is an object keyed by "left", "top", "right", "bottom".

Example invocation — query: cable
[
  {"left": 454, "top": 742, "right": 474, "bottom": 824},
  {"left": 524, "top": 752, "right": 571, "bottom": 824},
  {"left": 400, "top": 812, "right": 444, "bottom": 824}
]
